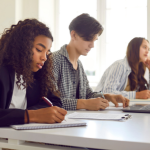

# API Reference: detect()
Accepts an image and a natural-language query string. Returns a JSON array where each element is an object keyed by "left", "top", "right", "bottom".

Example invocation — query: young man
[{"left": 52, "top": 13, "right": 129, "bottom": 111}]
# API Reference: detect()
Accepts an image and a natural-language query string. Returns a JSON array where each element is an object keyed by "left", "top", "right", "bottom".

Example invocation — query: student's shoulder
[
  {"left": 110, "top": 58, "right": 127, "bottom": 69},
  {"left": 52, "top": 49, "right": 61, "bottom": 57},
  {"left": 0, "top": 65, "right": 12, "bottom": 80},
  {"left": 0, "top": 65, "right": 9, "bottom": 73},
  {"left": 52, "top": 49, "right": 65, "bottom": 61}
]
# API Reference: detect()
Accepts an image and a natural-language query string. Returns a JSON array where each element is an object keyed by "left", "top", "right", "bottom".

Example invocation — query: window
[
  {"left": 57, "top": 0, "right": 147, "bottom": 87},
  {"left": 106, "top": 0, "right": 147, "bottom": 68},
  {"left": 39, "top": 0, "right": 148, "bottom": 88}
]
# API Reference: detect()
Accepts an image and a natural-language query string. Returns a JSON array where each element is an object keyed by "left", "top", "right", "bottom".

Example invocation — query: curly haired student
[{"left": 0, "top": 19, "right": 67, "bottom": 127}]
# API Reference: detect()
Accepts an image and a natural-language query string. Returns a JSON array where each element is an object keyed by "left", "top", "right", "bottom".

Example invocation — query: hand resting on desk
[
  {"left": 104, "top": 94, "right": 129, "bottom": 108},
  {"left": 136, "top": 90, "right": 150, "bottom": 99},
  {"left": 25, "top": 106, "right": 67, "bottom": 123}
]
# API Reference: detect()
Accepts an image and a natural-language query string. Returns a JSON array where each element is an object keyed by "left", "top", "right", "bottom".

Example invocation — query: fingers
[
  {"left": 57, "top": 107, "right": 67, "bottom": 116},
  {"left": 100, "top": 100, "right": 109, "bottom": 108},
  {"left": 97, "top": 98, "right": 109, "bottom": 110},
  {"left": 116, "top": 95, "right": 129, "bottom": 108},
  {"left": 100, "top": 105, "right": 107, "bottom": 110},
  {"left": 54, "top": 113, "right": 65, "bottom": 123},
  {"left": 52, "top": 107, "right": 67, "bottom": 122},
  {"left": 112, "top": 95, "right": 129, "bottom": 108},
  {"left": 125, "top": 98, "right": 130, "bottom": 107}
]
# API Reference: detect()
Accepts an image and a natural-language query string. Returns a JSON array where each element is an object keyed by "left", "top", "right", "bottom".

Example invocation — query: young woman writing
[
  {"left": 95, "top": 37, "right": 150, "bottom": 99},
  {"left": 0, "top": 19, "right": 67, "bottom": 127},
  {"left": 52, "top": 13, "right": 129, "bottom": 111}
]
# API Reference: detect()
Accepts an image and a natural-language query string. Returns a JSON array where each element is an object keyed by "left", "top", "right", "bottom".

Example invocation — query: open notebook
[{"left": 11, "top": 118, "right": 86, "bottom": 130}]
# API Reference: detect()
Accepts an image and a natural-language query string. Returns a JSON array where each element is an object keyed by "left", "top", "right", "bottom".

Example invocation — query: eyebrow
[{"left": 37, "top": 43, "right": 46, "bottom": 49}]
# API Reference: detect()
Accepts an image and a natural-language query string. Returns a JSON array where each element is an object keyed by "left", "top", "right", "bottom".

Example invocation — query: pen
[
  {"left": 100, "top": 91, "right": 105, "bottom": 99},
  {"left": 145, "top": 84, "right": 148, "bottom": 90},
  {"left": 42, "top": 97, "right": 53, "bottom": 107}
]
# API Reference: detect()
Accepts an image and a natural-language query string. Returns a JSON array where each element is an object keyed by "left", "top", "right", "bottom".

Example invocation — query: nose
[
  {"left": 41, "top": 52, "right": 47, "bottom": 62},
  {"left": 146, "top": 49, "right": 149, "bottom": 54}
]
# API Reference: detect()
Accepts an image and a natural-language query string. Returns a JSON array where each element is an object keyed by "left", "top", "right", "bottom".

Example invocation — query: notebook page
[{"left": 11, "top": 118, "right": 86, "bottom": 130}]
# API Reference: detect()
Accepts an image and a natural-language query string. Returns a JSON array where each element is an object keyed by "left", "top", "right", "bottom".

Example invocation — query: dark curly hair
[
  {"left": 126, "top": 37, "right": 149, "bottom": 91},
  {"left": 0, "top": 18, "right": 59, "bottom": 97}
]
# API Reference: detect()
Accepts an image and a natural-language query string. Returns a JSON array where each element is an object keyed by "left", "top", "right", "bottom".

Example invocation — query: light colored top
[
  {"left": 9, "top": 73, "right": 27, "bottom": 109},
  {"left": 52, "top": 44, "right": 103, "bottom": 110},
  {"left": 124, "top": 78, "right": 131, "bottom": 91},
  {"left": 95, "top": 57, "right": 149, "bottom": 99}
]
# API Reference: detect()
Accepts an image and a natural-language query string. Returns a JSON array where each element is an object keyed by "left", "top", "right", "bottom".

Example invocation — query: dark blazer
[{"left": 0, "top": 65, "right": 62, "bottom": 127}]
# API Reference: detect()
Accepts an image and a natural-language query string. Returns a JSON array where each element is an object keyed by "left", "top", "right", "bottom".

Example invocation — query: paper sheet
[{"left": 67, "top": 112, "right": 128, "bottom": 120}]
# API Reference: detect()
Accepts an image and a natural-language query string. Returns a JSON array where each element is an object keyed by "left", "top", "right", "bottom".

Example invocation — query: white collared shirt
[
  {"left": 95, "top": 57, "right": 149, "bottom": 99},
  {"left": 9, "top": 73, "right": 27, "bottom": 109}
]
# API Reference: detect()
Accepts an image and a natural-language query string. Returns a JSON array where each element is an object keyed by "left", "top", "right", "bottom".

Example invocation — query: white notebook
[
  {"left": 11, "top": 118, "right": 86, "bottom": 130},
  {"left": 67, "top": 112, "right": 131, "bottom": 121}
]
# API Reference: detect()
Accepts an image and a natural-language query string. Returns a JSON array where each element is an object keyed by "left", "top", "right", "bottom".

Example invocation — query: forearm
[{"left": 76, "top": 99, "right": 87, "bottom": 109}]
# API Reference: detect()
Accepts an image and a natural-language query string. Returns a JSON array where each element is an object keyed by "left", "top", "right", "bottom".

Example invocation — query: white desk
[{"left": 1, "top": 101, "right": 150, "bottom": 150}]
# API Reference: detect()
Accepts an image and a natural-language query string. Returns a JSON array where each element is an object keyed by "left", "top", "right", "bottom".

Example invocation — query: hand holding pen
[{"left": 42, "top": 97, "right": 67, "bottom": 121}]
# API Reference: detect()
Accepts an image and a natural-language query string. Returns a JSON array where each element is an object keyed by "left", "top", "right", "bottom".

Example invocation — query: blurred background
[{"left": 0, "top": 0, "right": 150, "bottom": 89}]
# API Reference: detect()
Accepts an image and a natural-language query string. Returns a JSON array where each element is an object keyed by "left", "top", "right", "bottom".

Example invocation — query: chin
[
  {"left": 33, "top": 68, "right": 39, "bottom": 72},
  {"left": 82, "top": 53, "right": 88, "bottom": 56}
]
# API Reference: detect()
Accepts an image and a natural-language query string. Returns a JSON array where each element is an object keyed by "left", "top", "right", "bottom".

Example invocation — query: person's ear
[{"left": 70, "top": 30, "right": 77, "bottom": 41}]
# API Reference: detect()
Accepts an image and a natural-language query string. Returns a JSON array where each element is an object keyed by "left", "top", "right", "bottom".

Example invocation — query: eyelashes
[
  {"left": 36, "top": 48, "right": 42, "bottom": 52},
  {"left": 36, "top": 48, "right": 51, "bottom": 55}
]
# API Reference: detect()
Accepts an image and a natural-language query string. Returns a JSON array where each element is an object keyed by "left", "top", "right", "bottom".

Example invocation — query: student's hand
[
  {"left": 104, "top": 94, "right": 129, "bottom": 108},
  {"left": 136, "top": 90, "right": 150, "bottom": 99},
  {"left": 26, "top": 106, "right": 67, "bottom": 124},
  {"left": 77, "top": 98, "right": 109, "bottom": 110},
  {"left": 144, "top": 59, "right": 150, "bottom": 70}
]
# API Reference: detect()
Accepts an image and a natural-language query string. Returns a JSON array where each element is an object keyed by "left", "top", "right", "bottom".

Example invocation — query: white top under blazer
[{"left": 9, "top": 73, "right": 27, "bottom": 109}]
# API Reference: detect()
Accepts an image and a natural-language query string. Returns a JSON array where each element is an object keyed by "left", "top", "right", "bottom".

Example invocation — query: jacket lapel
[{"left": 5, "top": 65, "right": 15, "bottom": 108}]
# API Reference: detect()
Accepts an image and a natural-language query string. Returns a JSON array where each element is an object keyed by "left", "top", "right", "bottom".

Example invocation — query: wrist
[
  {"left": 136, "top": 92, "right": 140, "bottom": 99},
  {"left": 76, "top": 99, "right": 86, "bottom": 109},
  {"left": 27, "top": 110, "right": 37, "bottom": 123},
  {"left": 103, "top": 94, "right": 111, "bottom": 101}
]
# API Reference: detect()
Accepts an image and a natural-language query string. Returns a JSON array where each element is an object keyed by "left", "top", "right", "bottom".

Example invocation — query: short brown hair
[{"left": 69, "top": 13, "right": 104, "bottom": 41}]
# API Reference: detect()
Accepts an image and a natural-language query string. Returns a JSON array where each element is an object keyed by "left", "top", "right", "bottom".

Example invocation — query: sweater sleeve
[
  {"left": 0, "top": 109, "right": 25, "bottom": 127},
  {"left": 95, "top": 62, "right": 136, "bottom": 99}
]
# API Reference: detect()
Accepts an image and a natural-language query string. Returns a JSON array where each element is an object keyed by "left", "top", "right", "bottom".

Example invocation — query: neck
[{"left": 66, "top": 42, "right": 80, "bottom": 64}]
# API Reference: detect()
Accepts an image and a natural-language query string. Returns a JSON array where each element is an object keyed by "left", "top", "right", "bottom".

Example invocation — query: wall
[
  {"left": 148, "top": 0, "right": 150, "bottom": 41},
  {"left": 0, "top": 0, "right": 16, "bottom": 34}
]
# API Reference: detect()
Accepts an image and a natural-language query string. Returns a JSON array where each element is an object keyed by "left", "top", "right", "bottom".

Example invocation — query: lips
[
  {"left": 86, "top": 49, "right": 90, "bottom": 52},
  {"left": 37, "top": 63, "right": 44, "bottom": 69}
]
